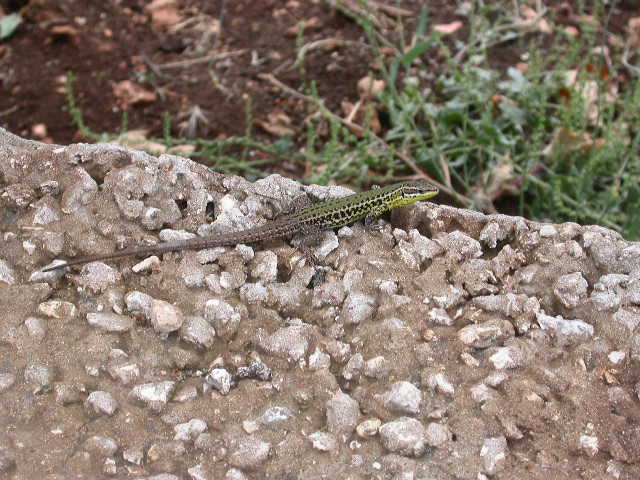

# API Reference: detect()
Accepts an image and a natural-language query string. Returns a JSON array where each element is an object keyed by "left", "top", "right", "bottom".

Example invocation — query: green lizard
[{"left": 42, "top": 179, "right": 438, "bottom": 272}]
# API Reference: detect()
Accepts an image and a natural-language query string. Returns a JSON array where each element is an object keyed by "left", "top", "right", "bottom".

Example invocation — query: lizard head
[{"left": 393, "top": 179, "right": 439, "bottom": 206}]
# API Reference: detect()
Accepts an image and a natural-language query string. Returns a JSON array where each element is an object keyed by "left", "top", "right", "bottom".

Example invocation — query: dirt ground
[{"left": 1, "top": 0, "right": 636, "bottom": 150}]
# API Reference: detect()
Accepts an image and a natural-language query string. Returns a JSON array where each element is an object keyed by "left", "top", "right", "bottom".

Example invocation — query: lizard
[{"left": 41, "top": 179, "right": 439, "bottom": 272}]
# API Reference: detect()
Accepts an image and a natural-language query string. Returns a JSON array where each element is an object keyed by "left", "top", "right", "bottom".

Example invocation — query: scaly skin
[{"left": 42, "top": 179, "right": 439, "bottom": 272}]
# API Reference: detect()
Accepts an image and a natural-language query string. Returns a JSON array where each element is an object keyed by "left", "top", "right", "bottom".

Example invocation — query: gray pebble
[
  {"left": 84, "top": 436, "right": 118, "bottom": 456},
  {"left": 129, "top": 381, "right": 175, "bottom": 405},
  {"left": 187, "top": 463, "right": 209, "bottom": 480},
  {"left": 150, "top": 299, "right": 185, "bottom": 333},
  {"left": 228, "top": 436, "right": 271, "bottom": 471},
  {"left": 435, "top": 231, "right": 482, "bottom": 263},
  {"left": 54, "top": 383, "right": 83, "bottom": 405},
  {"left": 173, "top": 384, "right": 199, "bottom": 403},
  {"left": 379, "top": 417, "right": 427, "bottom": 457},
  {"left": 457, "top": 320, "right": 514, "bottom": 349},
  {"left": 340, "top": 292, "right": 376, "bottom": 325},
  {"left": 87, "top": 312, "right": 134, "bottom": 332},
  {"left": 480, "top": 436, "right": 508, "bottom": 475},
  {"left": 38, "top": 299, "right": 77, "bottom": 319},
  {"left": 174, "top": 418, "right": 208, "bottom": 441},
  {"left": 0, "top": 447, "right": 16, "bottom": 473},
  {"left": 205, "top": 299, "right": 241, "bottom": 338},
  {"left": 258, "top": 325, "right": 311, "bottom": 363},
  {"left": 24, "top": 362, "right": 55, "bottom": 391},
  {"left": 0, "top": 259, "right": 16, "bottom": 285},
  {"left": 309, "top": 348, "right": 331, "bottom": 370},
  {"left": 381, "top": 381, "right": 422, "bottom": 415},
  {"left": 536, "top": 312, "right": 593, "bottom": 344},
  {"left": 425, "top": 422, "right": 451, "bottom": 447},
  {"left": 0, "top": 372, "right": 16, "bottom": 393},
  {"left": 107, "top": 362, "right": 140, "bottom": 385},
  {"left": 180, "top": 316, "right": 216, "bottom": 349},
  {"left": 24, "top": 316, "right": 47, "bottom": 342},
  {"left": 553, "top": 272, "right": 588, "bottom": 308},
  {"left": 225, "top": 468, "right": 249, "bottom": 480},
  {"left": 326, "top": 390, "right": 360, "bottom": 438},
  {"left": 77, "top": 263, "right": 122, "bottom": 294},
  {"left": 308, "top": 431, "right": 337, "bottom": 452},
  {"left": 85, "top": 391, "right": 119, "bottom": 416},
  {"left": 356, "top": 418, "right": 381, "bottom": 438},
  {"left": 342, "top": 353, "right": 363, "bottom": 381},
  {"left": 364, "top": 356, "right": 389, "bottom": 379},
  {"left": 426, "top": 372, "right": 455, "bottom": 396},
  {"left": 239, "top": 282, "right": 268, "bottom": 304},
  {"left": 250, "top": 251, "right": 278, "bottom": 283},
  {"left": 428, "top": 308, "right": 453, "bottom": 326},
  {"left": 205, "top": 368, "right": 233, "bottom": 395},
  {"left": 122, "top": 447, "right": 144, "bottom": 465},
  {"left": 257, "top": 406, "right": 293, "bottom": 426},
  {"left": 125, "top": 290, "right": 153, "bottom": 318},
  {"left": 312, "top": 281, "right": 347, "bottom": 309}
]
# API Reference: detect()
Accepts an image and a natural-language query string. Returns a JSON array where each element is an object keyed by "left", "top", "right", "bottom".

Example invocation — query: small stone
[
  {"left": 489, "top": 345, "right": 527, "bottom": 370},
  {"left": 257, "top": 406, "right": 293, "bottom": 427},
  {"left": 187, "top": 463, "right": 210, "bottom": 480},
  {"left": 0, "top": 372, "right": 16, "bottom": 393},
  {"left": 342, "top": 353, "right": 364, "bottom": 380},
  {"left": 87, "top": 312, "right": 134, "bottom": 332},
  {"left": 174, "top": 419, "right": 208, "bottom": 441},
  {"left": 425, "top": 422, "right": 451, "bottom": 447},
  {"left": 225, "top": 468, "right": 249, "bottom": 480},
  {"left": 0, "top": 259, "right": 15, "bottom": 285},
  {"left": 173, "top": 384, "right": 199, "bottom": 403},
  {"left": 539, "top": 225, "right": 558, "bottom": 237},
  {"left": 457, "top": 320, "right": 514, "bottom": 348},
  {"left": 436, "top": 231, "right": 482, "bottom": 263},
  {"left": 309, "top": 348, "right": 331, "bottom": 370},
  {"left": 129, "top": 381, "right": 175, "bottom": 406},
  {"left": 426, "top": 372, "right": 455, "bottom": 396},
  {"left": 102, "top": 457, "right": 117, "bottom": 475},
  {"left": 84, "top": 436, "right": 118, "bottom": 456},
  {"left": 308, "top": 431, "right": 337, "bottom": 452},
  {"left": 205, "top": 299, "right": 241, "bottom": 338},
  {"left": 364, "top": 356, "right": 389, "bottom": 379},
  {"left": 579, "top": 434, "right": 599, "bottom": 457},
  {"left": 239, "top": 282, "right": 268, "bottom": 304},
  {"left": 150, "top": 299, "right": 185, "bottom": 333},
  {"left": 553, "top": 272, "right": 588, "bottom": 308},
  {"left": 125, "top": 290, "right": 153, "bottom": 318},
  {"left": 326, "top": 390, "right": 360, "bottom": 438},
  {"left": 24, "top": 362, "right": 54, "bottom": 391},
  {"left": 250, "top": 251, "right": 278, "bottom": 283},
  {"left": 428, "top": 308, "right": 453, "bottom": 326},
  {"left": 258, "top": 325, "right": 310, "bottom": 363},
  {"left": 356, "top": 418, "right": 381, "bottom": 438},
  {"left": 205, "top": 368, "right": 233, "bottom": 395},
  {"left": 77, "top": 263, "right": 122, "bottom": 294},
  {"left": 480, "top": 436, "right": 508, "bottom": 475},
  {"left": 24, "top": 316, "right": 46, "bottom": 342},
  {"left": 85, "top": 391, "right": 118, "bottom": 416},
  {"left": 123, "top": 447, "right": 144, "bottom": 465},
  {"left": 312, "top": 281, "right": 347, "bottom": 308},
  {"left": 339, "top": 292, "right": 376, "bottom": 325},
  {"left": 536, "top": 312, "right": 593, "bottom": 344},
  {"left": 180, "top": 316, "right": 216, "bottom": 348},
  {"left": 381, "top": 381, "right": 422, "bottom": 415},
  {"left": 228, "top": 436, "right": 271, "bottom": 470},
  {"left": 379, "top": 417, "right": 427, "bottom": 457},
  {"left": 54, "top": 383, "right": 83, "bottom": 405},
  {"left": 38, "top": 300, "right": 77, "bottom": 318},
  {"left": 107, "top": 362, "right": 140, "bottom": 385}
]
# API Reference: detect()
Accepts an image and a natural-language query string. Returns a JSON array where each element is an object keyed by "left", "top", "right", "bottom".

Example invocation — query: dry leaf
[
  {"left": 112, "top": 80, "right": 156, "bottom": 110},
  {"left": 542, "top": 126, "right": 604, "bottom": 157},
  {"left": 111, "top": 130, "right": 167, "bottom": 154},
  {"left": 563, "top": 26, "right": 579, "bottom": 37},
  {"left": 519, "top": 5, "right": 551, "bottom": 33},
  {"left": 434, "top": 21, "right": 463, "bottom": 35},
  {"left": 256, "top": 111, "right": 295, "bottom": 137},
  {"left": 340, "top": 100, "right": 381, "bottom": 135},
  {"left": 628, "top": 17, "right": 640, "bottom": 48},
  {"left": 145, "top": 0, "right": 182, "bottom": 29},
  {"left": 357, "top": 76, "right": 385, "bottom": 100}
]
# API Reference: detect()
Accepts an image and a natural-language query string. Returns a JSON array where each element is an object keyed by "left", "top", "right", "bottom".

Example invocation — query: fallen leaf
[
  {"left": 542, "top": 126, "right": 604, "bottom": 158},
  {"left": 434, "top": 21, "right": 463, "bottom": 35},
  {"left": 519, "top": 5, "right": 551, "bottom": 33},
  {"left": 357, "top": 76, "right": 385, "bottom": 100},
  {"left": 563, "top": 26, "right": 579, "bottom": 37},
  {"left": 111, "top": 129, "right": 167, "bottom": 154},
  {"left": 256, "top": 110, "right": 295, "bottom": 137},
  {"left": 145, "top": 0, "right": 182, "bottom": 29},
  {"left": 628, "top": 17, "right": 640, "bottom": 48},
  {"left": 112, "top": 80, "right": 156, "bottom": 110},
  {"left": 0, "top": 12, "right": 22, "bottom": 41}
]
